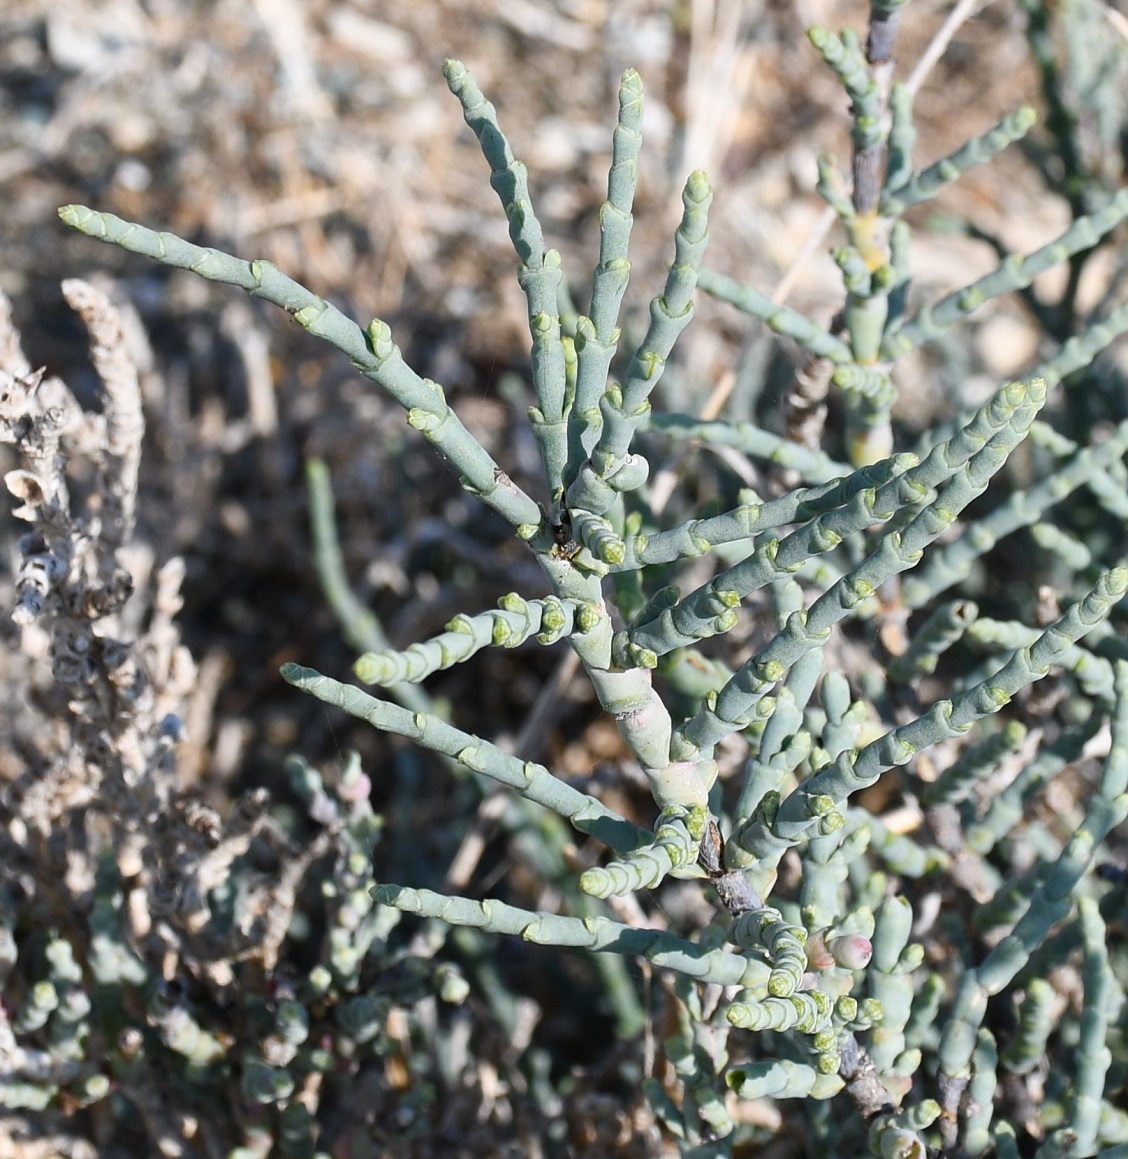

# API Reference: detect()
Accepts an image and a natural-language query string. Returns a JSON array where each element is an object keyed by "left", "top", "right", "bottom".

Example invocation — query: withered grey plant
[{"left": 3, "top": 0, "right": 1128, "bottom": 1156}]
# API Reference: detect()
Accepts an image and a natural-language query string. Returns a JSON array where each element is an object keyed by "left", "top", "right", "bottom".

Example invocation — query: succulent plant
[{"left": 4, "top": 1, "right": 1128, "bottom": 1155}]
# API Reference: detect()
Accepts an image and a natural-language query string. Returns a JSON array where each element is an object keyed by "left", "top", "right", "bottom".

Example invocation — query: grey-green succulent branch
[{"left": 15, "top": 2, "right": 1127, "bottom": 1155}]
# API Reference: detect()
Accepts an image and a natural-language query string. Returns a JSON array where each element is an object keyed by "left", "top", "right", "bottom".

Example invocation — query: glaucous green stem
[
  {"left": 280, "top": 663, "right": 649, "bottom": 853},
  {"left": 58, "top": 205, "right": 543, "bottom": 533}
]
